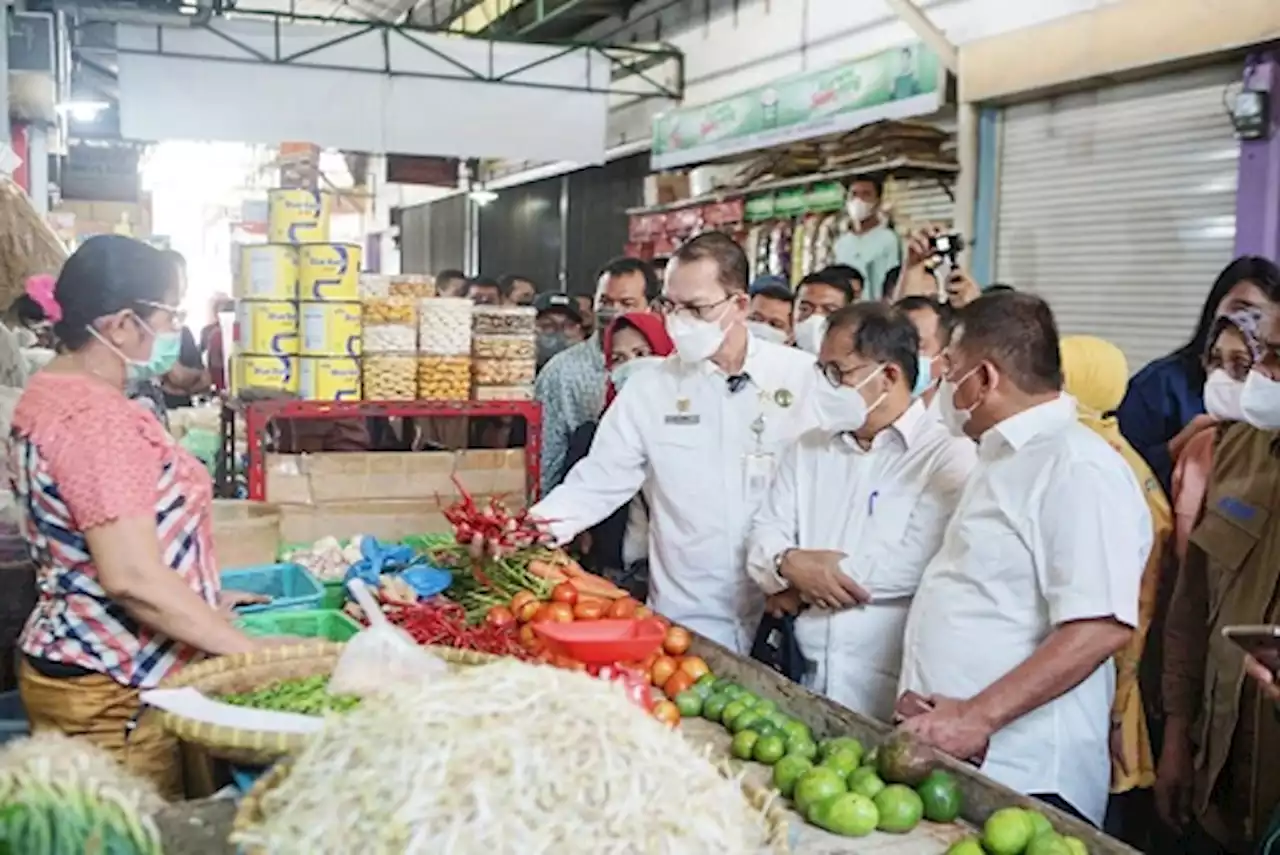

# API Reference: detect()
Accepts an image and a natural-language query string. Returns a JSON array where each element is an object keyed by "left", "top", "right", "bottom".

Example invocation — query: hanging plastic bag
[{"left": 328, "top": 579, "right": 447, "bottom": 698}]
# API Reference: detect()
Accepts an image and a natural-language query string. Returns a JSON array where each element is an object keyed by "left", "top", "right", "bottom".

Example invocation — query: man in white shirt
[
  {"left": 747, "top": 302, "right": 975, "bottom": 721},
  {"left": 897, "top": 292, "right": 1151, "bottom": 826},
  {"left": 896, "top": 295, "right": 955, "bottom": 411},
  {"left": 533, "top": 232, "right": 817, "bottom": 652}
]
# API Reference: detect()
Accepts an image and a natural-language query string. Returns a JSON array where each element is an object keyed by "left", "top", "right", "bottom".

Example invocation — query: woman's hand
[
  {"left": 217, "top": 589, "right": 271, "bottom": 619},
  {"left": 1168, "top": 413, "right": 1218, "bottom": 459},
  {"left": 1154, "top": 718, "right": 1195, "bottom": 830}
]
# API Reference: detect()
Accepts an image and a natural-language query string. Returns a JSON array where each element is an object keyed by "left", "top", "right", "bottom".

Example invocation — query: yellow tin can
[
  {"left": 299, "top": 301, "right": 361, "bottom": 357},
  {"left": 267, "top": 188, "right": 332, "bottom": 244},
  {"left": 235, "top": 300, "right": 299, "bottom": 356},
  {"left": 298, "top": 243, "right": 362, "bottom": 301},
  {"left": 299, "top": 356, "right": 362, "bottom": 401},
  {"left": 235, "top": 244, "right": 298, "bottom": 301},
  {"left": 230, "top": 355, "right": 299, "bottom": 396}
]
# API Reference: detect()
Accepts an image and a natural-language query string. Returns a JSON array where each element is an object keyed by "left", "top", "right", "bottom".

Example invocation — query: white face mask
[
  {"left": 794, "top": 314, "right": 827, "bottom": 355},
  {"left": 667, "top": 307, "right": 731, "bottom": 364},
  {"left": 1203, "top": 368, "right": 1245, "bottom": 422},
  {"left": 936, "top": 365, "right": 982, "bottom": 439},
  {"left": 747, "top": 320, "right": 788, "bottom": 346},
  {"left": 1240, "top": 369, "right": 1280, "bottom": 430},
  {"left": 815, "top": 364, "right": 886, "bottom": 434},
  {"left": 610, "top": 355, "right": 665, "bottom": 392},
  {"left": 847, "top": 198, "right": 875, "bottom": 223}
]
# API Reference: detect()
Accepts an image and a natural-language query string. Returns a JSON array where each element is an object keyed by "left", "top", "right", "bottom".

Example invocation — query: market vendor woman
[{"left": 9, "top": 235, "right": 265, "bottom": 799}]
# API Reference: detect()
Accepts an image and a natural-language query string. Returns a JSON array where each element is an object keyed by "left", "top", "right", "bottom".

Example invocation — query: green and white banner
[{"left": 651, "top": 43, "right": 943, "bottom": 171}]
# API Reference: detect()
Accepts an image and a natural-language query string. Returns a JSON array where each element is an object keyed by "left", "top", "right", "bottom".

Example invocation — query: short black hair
[
  {"left": 882, "top": 266, "right": 902, "bottom": 301},
  {"left": 751, "top": 283, "right": 795, "bottom": 305},
  {"left": 820, "top": 264, "right": 865, "bottom": 287},
  {"left": 52, "top": 235, "right": 176, "bottom": 350},
  {"left": 466, "top": 276, "right": 503, "bottom": 297},
  {"left": 984, "top": 283, "right": 1016, "bottom": 294},
  {"left": 597, "top": 256, "right": 661, "bottom": 301},
  {"left": 953, "top": 292, "right": 1063, "bottom": 395},
  {"left": 437, "top": 268, "right": 466, "bottom": 282},
  {"left": 798, "top": 271, "right": 855, "bottom": 305},
  {"left": 499, "top": 273, "right": 536, "bottom": 294},
  {"left": 824, "top": 302, "right": 919, "bottom": 390},
  {"left": 895, "top": 295, "right": 956, "bottom": 347},
  {"left": 671, "top": 232, "right": 749, "bottom": 294},
  {"left": 850, "top": 176, "right": 884, "bottom": 199}
]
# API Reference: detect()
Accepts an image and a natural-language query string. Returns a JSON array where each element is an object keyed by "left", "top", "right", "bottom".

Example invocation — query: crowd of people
[{"left": 527, "top": 223, "right": 1280, "bottom": 854}]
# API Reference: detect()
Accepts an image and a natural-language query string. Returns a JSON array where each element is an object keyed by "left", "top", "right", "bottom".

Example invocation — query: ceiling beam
[{"left": 882, "top": 0, "right": 958, "bottom": 74}]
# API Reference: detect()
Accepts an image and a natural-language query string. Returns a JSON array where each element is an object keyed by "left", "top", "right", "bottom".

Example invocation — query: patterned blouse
[{"left": 9, "top": 372, "right": 220, "bottom": 688}]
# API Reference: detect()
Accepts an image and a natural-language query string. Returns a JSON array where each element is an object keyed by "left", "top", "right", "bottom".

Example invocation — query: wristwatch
[{"left": 772, "top": 549, "right": 792, "bottom": 582}]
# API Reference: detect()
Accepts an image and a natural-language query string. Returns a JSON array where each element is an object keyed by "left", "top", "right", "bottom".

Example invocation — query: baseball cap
[{"left": 533, "top": 292, "right": 584, "bottom": 323}]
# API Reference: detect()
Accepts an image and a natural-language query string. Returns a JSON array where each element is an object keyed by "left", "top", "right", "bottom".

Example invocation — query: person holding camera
[{"left": 895, "top": 226, "right": 983, "bottom": 307}]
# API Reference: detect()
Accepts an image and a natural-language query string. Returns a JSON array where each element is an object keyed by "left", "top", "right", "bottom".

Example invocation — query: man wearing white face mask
[
  {"left": 832, "top": 178, "right": 901, "bottom": 301},
  {"left": 747, "top": 279, "right": 795, "bottom": 346},
  {"left": 532, "top": 232, "right": 818, "bottom": 652},
  {"left": 794, "top": 271, "right": 856, "bottom": 355},
  {"left": 897, "top": 292, "right": 1150, "bottom": 826},
  {"left": 747, "top": 303, "right": 975, "bottom": 720}
]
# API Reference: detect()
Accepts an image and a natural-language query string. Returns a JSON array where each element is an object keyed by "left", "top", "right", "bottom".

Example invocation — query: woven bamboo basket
[
  {"left": 234, "top": 757, "right": 791, "bottom": 854},
  {"left": 154, "top": 641, "right": 499, "bottom": 765}
]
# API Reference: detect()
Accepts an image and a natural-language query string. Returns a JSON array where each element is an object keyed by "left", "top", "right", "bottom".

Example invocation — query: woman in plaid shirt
[{"left": 9, "top": 237, "right": 271, "bottom": 798}]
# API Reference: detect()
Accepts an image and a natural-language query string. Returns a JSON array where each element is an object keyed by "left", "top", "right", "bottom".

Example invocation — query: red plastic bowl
[{"left": 532, "top": 618, "right": 665, "bottom": 665}]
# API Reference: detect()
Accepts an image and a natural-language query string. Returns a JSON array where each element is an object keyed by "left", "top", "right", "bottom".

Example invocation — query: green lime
[
  {"left": 820, "top": 748, "right": 862, "bottom": 778},
  {"left": 711, "top": 677, "right": 733, "bottom": 693},
  {"left": 1026, "top": 834, "right": 1073, "bottom": 855},
  {"left": 793, "top": 767, "right": 847, "bottom": 817},
  {"left": 786, "top": 735, "right": 819, "bottom": 761},
  {"left": 696, "top": 673, "right": 717, "bottom": 688},
  {"left": 1026, "top": 810, "right": 1054, "bottom": 840},
  {"left": 702, "top": 694, "right": 730, "bottom": 723},
  {"left": 1062, "top": 836, "right": 1087, "bottom": 855},
  {"left": 754, "top": 723, "right": 781, "bottom": 740},
  {"left": 753, "top": 734, "right": 787, "bottom": 765},
  {"left": 692, "top": 679, "right": 716, "bottom": 700},
  {"left": 738, "top": 693, "right": 761, "bottom": 708},
  {"left": 731, "top": 730, "right": 760, "bottom": 761},
  {"left": 916, "top": 770, "right": 962, "bottom": 823},
  {"left": 874, "top": 784, "right": 924, "bottom": 834},
  {"left": 730, "top": 710, "right": 764, "bottom": 734},
  {"left": 771, "top": 755, "right": 813, "bottom": 799},
  {"left": 720, "top": 683, "right": 745, "bottom": 700},
  {"left": 983, "top": 807, "right": 1036, "bottom": 855},
  {"left": 781, "top": 719, "right": 812, "bottom": 743},
  {"left": 847, "top": 766, "right": 886, "bottom": 799},
  {"left": 674, "top": 690, "right": 703, "bottom": 718},
  {"left": 811, "top": 791, "right": 879, "bottom": 837},
  {"left": 720, "top": 699, "right": 748, "bottom": 728},
  {"left": 946, "top": 837, "right": 986, "bottom": 855},
  {"left": 765, "top": 711, "right": 791, "bottom": 730},
  {"left": 819, "top": 736, "right": 864, "bottom": 766},
  {"left": 753, "top": 698, "right": 778, "bottom": 715}
]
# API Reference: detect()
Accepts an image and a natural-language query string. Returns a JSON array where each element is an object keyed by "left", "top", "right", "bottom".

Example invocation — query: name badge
[{"left": 664, "top": 414, "right": 700, "bottom": 426}]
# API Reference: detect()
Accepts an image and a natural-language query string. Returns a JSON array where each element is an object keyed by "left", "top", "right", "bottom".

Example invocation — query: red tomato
[
  {"left": 663, "top": 626, "right": 692, "bottom": 656},
  {"left": 679, "top": 655, "right": 710, "bottom": 681},
  {"left": 664, "top": 670, "right": 695, "bottom": 699},
  {"left": 485, "top": 606, "right": 515, "bottom": 629},
  {"left": 518, "top": 623, "right": 538, "bottom": 649},
  {"left": 608, "top": 597, "right": 640, "bottom": 619},
  {"left": 551, "top": 582, "right": 579, "bottom": 606},
  {"left": 510, "top": 590, "right": 537, "bottom": 614},
  {"left": 573, "top": 600, "right": 606, "bottom": 621},
  {"left": 634, "top": 606, "right": 653, "bottom": 619},
  {"left": 652, "top": 700, "right": 681, "bottom": 727},
  {"left": 651, "top": 655, "right": 678, "bottom": 688},
  {"left": 545, "top": 602, "right": 575, "bottom": 623},
  {"left": 516, "top": 599, "right": 542, "bottom": 623}
]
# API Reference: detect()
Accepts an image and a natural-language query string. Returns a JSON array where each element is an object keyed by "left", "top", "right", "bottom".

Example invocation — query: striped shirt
[
  {"left": 10, "top": 372, "right": 220, "bottom": 688},
  {"left": 534, "top": 335, "right": 607, "bottom": 494}
]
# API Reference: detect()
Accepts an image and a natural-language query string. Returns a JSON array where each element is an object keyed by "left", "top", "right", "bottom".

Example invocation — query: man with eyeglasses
[
  {"left": 746, "top": 303, "right": 975, "bottom": 719},
  {"left": 531, "top": 232, "right": 817, "bottom": 652}
]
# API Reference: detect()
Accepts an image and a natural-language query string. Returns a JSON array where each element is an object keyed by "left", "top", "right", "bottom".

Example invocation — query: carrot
[
  {"left": 570, "top": 575, "right": 628, "bottom": 600},
  {"left": 559, "top": 559, "right": 588, "bottom": 578},
  {"left": 527, "top": 560, "right": 569, "bottom": 583}
]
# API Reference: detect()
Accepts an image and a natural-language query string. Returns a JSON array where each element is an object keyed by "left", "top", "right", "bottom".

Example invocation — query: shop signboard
[{"left": 651, "top": 43, "right": 943, "bottom": 171}]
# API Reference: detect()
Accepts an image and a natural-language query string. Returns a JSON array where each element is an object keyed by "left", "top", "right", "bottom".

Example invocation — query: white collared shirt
[
  {"left": 533, "top": 335, "right": 818, "bottom": 653},
  {"left": 899, "top": 395, "right": 1150, "bottom": 825},
  {"left": 747, "top": 399, "right": 976, "bottom": 720}
]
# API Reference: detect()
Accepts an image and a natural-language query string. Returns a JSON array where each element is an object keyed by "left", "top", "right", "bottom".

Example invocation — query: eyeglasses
[
  {"left": 137, "top": 300, "right": 186, "bottom": 330},
  {"left": 654, "top": 294, "right": 734, "bottom": 320},
  {"left": 815, "top": 360, "right": 878, "bottom": 389}
]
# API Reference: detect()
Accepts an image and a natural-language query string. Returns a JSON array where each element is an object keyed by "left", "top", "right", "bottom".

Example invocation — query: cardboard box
[
  {"left": 275, "top": 495, "right": 526, "bottom": 546},
  {"left": 643, "top": 173, "right": 692, "bottom": 207},
  {"left": 264, "top": 449, "right": 527, "bottom": 506}
]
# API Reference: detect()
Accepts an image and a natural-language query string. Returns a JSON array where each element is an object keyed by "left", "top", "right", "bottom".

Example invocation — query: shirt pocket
[
  {"left": 865, "top": 489, "right": 917, "bottom": 548},
  {"left": 1190, "top": 503, "right": 1266, "bottom": 628}
]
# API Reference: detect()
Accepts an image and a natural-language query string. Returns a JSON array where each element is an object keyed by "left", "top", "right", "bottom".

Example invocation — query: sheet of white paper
[{"left": 140, "top": 687, "right": 325, "bottom": 735}]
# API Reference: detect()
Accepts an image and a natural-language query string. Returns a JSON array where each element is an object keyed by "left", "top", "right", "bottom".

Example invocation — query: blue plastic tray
[
  {"left": 0, "top": 690, "right": 29, "bottom": 745},
  {"left": 221, "top": 562, "right": 324, "bottom": 614},
  {"left": 231, "top": 764, "right": 268, "bottom": 794}
]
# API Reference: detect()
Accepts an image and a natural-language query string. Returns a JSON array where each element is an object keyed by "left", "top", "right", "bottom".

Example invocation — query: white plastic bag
[{"left": 328, "top": 579, "right": 447, "bottom": 698}]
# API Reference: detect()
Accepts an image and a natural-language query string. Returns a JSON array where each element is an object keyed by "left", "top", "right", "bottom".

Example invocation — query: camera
[{"left": 929, "top": 233, "right": 965, "bottom": 263}]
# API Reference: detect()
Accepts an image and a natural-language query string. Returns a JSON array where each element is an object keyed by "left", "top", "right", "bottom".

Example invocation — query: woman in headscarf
[
  {"left": 560, "top": 313, "right": 673, "bottom": 598},
  {"left": 1060, "top": 335, "right": 1173, "bottom": 841}
]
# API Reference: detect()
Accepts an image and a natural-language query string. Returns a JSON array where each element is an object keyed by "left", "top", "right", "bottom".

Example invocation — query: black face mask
[
  {"left": 536, "top": 331, "right": 571, "bottom": 369},
  {"left": 594, "top": 307, "right": 620, "bottom": 331}
]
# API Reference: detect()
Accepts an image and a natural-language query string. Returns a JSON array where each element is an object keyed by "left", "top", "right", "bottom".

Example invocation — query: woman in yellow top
[{"left": 1059, "top": 336, "right": 1173, "bottom": 810}]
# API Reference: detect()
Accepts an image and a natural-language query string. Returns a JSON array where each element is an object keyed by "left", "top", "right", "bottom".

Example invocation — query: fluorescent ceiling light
[
  {"left": 468, "top": 188, "right": 498, "bottom": 205},
  {"left": 56, "top": 100, "right": 111, "bottom": 122}
]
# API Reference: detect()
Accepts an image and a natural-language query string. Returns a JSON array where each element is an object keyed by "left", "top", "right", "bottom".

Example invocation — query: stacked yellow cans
[
  {"left": 298, "top": 243, "right": 363, "bottom": 401},
  {"left": 231, "top": 244, "right": 300, "bottom": 397}
]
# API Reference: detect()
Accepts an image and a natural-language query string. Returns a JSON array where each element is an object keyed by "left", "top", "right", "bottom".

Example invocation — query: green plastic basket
[
  {"left": 320, "top": 580, "right": 345, "bottom": 610},
  {"left": 235, "top": 609, "right": 360, "bottom": 643}
]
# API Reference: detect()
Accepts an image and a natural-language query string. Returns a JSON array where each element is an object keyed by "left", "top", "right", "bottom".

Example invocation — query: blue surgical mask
[
  {"left": 912, "top": 353, "right": 934, "bottom": 398},
  {"left": 611, "top": 355, "right": 665, "bottom": 392}
]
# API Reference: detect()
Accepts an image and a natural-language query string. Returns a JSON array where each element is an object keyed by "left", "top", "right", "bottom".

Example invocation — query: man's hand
[
  {"left": 897, "top": 695, "right": 994, "bottom": 763},
  {"left": 778, "top": 549, "right": 869, "bottom": 611},
  {"left": 765, "top": 588, "right": 804, "bottom": 618},
  {"left": 895, "top": 226, "right": 947, "bottom": 299},
  {"left": 1245, "top": 654, "right": 1280, "bottom": 704},
  {"left": 944, "top": 267, "right": 982, "bottom": 308}
]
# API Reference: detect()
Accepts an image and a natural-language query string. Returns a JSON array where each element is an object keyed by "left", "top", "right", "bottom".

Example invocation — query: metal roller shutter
[
  {"left": 889, "top": 176, "right": 955, "bottom": 233},
  {"left": 994, "top": 66, "right": 1240, "bottom": 372}
]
